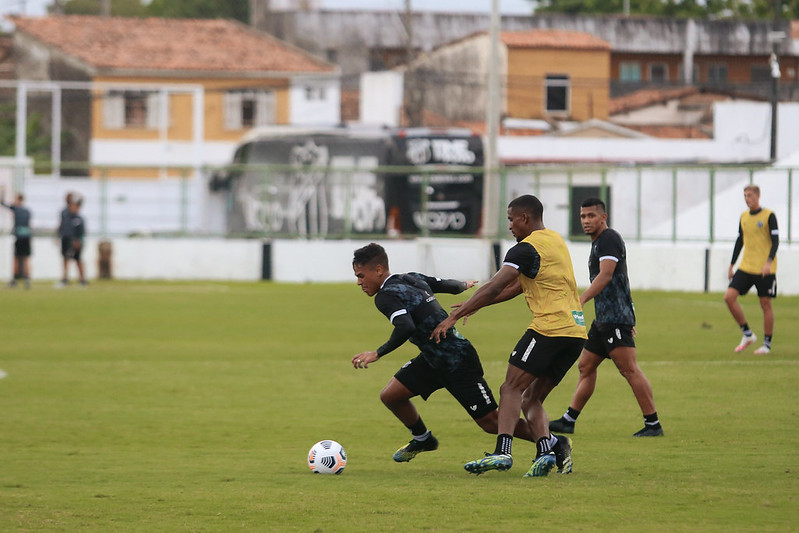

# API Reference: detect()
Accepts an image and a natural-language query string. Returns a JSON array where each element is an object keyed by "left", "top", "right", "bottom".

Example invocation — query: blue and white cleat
[
  {"left": 464, "top": 453, "right": 513, "bottom": 475},
  {"left": 523, "top": 453, "right": 556, "bottom": 477}
]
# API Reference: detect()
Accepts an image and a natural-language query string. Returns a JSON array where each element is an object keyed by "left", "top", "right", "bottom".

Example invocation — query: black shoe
[
  {"left": 549, "top": 417, "right": 575, "bottom": 434},
  {"left": 393, "top": 434, "right": 439, "bottom": 462},
  {"left": 633, "top": 426, "right": 664, "bottom": 437},
  {"left": 552, "top": 434, "right": 573, "bottom": 474}
]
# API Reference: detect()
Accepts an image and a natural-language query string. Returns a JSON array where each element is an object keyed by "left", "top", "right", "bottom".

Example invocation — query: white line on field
[{"left": 0, "top": 368, "right": 7, "bottom": 379}]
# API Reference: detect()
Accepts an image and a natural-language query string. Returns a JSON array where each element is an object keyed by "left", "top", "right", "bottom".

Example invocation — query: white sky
[{"left": 1, "top": 0, "right": 534, "bottom": 18}]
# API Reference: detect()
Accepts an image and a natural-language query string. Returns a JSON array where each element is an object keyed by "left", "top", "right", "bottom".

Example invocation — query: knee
[
  {"left": 723, "top": 290, "right": 737, "bottom": 305},
  {"left": 475, "top": 413, "right": 498, "bottom": 434}
]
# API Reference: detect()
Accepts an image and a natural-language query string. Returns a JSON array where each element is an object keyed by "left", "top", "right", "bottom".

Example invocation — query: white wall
[
  {"left": 360, "top": 71, "right": 404, "bottom": 127},
  {"left": 289, "top": 78, "right": 341, "bottom": 126},
  {"left": 2, "top": 236, "right": 796, "bottom": 295}
]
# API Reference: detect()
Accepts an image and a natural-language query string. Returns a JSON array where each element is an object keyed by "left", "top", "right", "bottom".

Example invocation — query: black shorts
[
  {"left": 729, "top": 270, "right": 777, "bottom": 298},
  {"left": 394, "top": 346, "right": 497, "bottom": 420},
  {"left": 508, "top": 329, "right": 584, "bottom": 386},
  {"left": 61, "top": 237, "right": 82, "bottom": 261},
  {"left": 14, "top": 237, "right": 31, "bottom": 258},
  {"left": 584, "top": 321, "right": 635, "bottom": 359}
]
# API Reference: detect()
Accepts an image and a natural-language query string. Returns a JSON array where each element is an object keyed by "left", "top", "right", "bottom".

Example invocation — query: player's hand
[
  {"left": 352, "top": 351, "right": 378, "bottom": 369},
  {"left": 761, "top": 262, "right": 772, "bottom": 277},
  {"left": 464, "top": 280, "right": 479, "bottom": 289},
  {"left": 632, "top": 326, "right": 637, "bottom": 339},
  {"left": 728, "top": 265, "right": 734, "bottom": 281},
  {"left": 431, "top": 316, "right": 456, "bottom": 343}
]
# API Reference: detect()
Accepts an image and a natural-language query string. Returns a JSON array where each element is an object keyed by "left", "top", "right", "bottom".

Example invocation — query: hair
[
  {"left": 744, "top": 184, "right": 760, "bottom": 195},
  {"left": 581, "top": 197, "right": 606, "bottom": 212},
  {"left": 353, "top": 242, "right": 389, "bottom": 269},
  {"left": 15, "top": 193, "right": 24, "bottom": 202},
  {"left": 508, "top": 194, "right": 543, "bottom": 220}
]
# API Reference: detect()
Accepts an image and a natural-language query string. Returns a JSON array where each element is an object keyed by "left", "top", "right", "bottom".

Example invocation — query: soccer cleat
[
  {"left": 734, "top": 333, "right": 756, "bottom": 353},
  {"left": 549, "top": 417, "right": 575, "bottom": 434},
  {"left": 392, "top": 434, "right": 439, "bottom": 462},
  {"left": 463, "top": 453, "right": 513, "bottom": 475},
  {"left": 633, "top": 426, "right": 664, "bottom": 437},
  {"left": 754, "top": 345, "right": 771, "bottom": 355},
  {"left": 552, "top": 435, "right": 573, "bottom": 474},
  {"left": 523, "top": 453, "right": 556, "bottom": 477}
]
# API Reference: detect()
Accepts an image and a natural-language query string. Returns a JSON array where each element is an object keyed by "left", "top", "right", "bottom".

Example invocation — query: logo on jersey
[{"left": 572, "top": 311, "right": 586, "bottom": 327}]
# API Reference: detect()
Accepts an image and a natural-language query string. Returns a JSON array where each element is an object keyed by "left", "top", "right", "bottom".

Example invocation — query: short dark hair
[
  {"left": 581, "top": 197, "right": 606, "bottom": 212},
  {"left": 508, "top": 194, "right": 543, "bottom": 220},
  {"left": 353, "top": 242, "right": 388, "bottom": 269}
]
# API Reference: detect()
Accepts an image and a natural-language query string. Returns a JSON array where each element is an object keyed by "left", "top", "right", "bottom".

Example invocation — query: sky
[{"left": 0, "top": 0, "right": 534, "bottom": 18}]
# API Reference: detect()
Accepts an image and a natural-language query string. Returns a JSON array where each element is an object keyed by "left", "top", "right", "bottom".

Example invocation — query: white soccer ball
[{"left": 307, "top": 440, "right": 347, "bottom": 474}]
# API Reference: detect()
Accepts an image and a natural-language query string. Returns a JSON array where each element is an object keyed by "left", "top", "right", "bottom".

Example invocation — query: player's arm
[
  {"left": 763, "top": 213, "right": 779, "bottom": 276},
  {"left": 729, "top": 221, "right": 743, "bottom": 280},
  {"left": 580, "top": 258, "right": 617, "bottom": 306},
  {"left": 422, "top": 275, "right": 478, "bottom": 294},
  {"left": 430, "top": 265, "right": 519, "bottom": 342},
  {"left": 353, "top": 295, "right": 415, "bottom": 369}
]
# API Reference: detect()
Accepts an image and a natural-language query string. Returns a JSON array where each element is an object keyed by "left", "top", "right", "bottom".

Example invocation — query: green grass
[{"left": 1, "top": 282, "right": 797, "bottom": 532}]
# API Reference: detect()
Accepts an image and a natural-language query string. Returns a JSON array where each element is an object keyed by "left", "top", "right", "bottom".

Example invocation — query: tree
[
  {"left": 146, "top": 0, "right": 249, "bottom": 23},
  {"left": 61, "top": 0, "right": 147, "bottom": 16}
]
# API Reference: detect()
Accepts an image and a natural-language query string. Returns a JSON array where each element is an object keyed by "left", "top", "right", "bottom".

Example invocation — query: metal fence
[{"left": 1, "top": 162, "right": 796, "bottom": 244}]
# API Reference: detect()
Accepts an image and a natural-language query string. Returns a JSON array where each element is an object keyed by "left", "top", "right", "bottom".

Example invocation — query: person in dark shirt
[
  {"left": 550, "top": 197, "right": 663, "bottom": 438},
  {"left": 0, "top": 191, "right": 33, "bottom": 288},
  {"left": 57, "top": 195, "right": 87, "bottom": 287},
  {"left": 352, "top": 242, "right": 535, "bottom": 463}
]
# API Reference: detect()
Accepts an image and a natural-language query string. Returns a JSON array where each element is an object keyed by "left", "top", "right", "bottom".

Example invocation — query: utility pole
[
  {"left": 768, "top": 31, "right": 785, "bottom": 161},
  {"left": 482, "top": 0, "right": 501, "bottom": 240}
]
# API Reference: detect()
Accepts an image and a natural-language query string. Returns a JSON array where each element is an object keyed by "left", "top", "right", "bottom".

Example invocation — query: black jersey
[
  {"left": 374, "top": 273, "right": 472, "bottom": 372},
  {"left": 589, "top": 228, "right": 635, "bottom": 327}
]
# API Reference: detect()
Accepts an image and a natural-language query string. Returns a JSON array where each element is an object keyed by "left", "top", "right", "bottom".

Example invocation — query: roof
[
  {"left": 501, "top": 30, "right": 610, "bottom": 51},
  {"left": 9, "top": 15, "right": 336, "bottom": 75}
]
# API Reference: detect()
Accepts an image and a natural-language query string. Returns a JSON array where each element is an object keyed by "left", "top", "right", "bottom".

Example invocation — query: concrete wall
[{"left": 1, "top": 236, "right": 796, "bottom": 295}]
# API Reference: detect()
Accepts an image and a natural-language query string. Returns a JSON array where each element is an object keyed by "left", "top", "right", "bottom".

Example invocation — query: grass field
[{"left": 1, "top": 281, "right": 797, "bottom": 532}]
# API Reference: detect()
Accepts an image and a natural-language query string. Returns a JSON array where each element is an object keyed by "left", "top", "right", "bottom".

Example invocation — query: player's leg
[
  {"left": 550, "top": 348, "right": 603, "bottom": 434},
  {"left": 725, "top": 272, "right": 757, "bottom": 352},
  {"left": 608, "top": 346, "right": 663, "bottom": 436},
  {"left": 474, "top": 411, "right": 535, "bottom": 442},
  {"left": 384, "top": 359, "right": 440, "bottom": 462}
]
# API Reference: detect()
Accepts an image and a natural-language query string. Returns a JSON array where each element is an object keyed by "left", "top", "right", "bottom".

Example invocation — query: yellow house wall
[
  {"left": 506, "top": 48, "right": 609, "bottom": 121},
  {"left": 92, "top": 75, "right": 290, "bottom": 142}
]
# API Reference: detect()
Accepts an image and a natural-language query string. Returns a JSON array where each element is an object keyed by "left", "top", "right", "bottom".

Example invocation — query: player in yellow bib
[
  {"left": 724, "top": 185, "right": 779, "bottom": 354},
  {"left": 432, "top": 194, "right": 586, "bottom": 478}
]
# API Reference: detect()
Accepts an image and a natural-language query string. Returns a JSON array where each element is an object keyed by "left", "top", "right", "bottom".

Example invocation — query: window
[
  {"left": 707, "top": 64, "right": 728, "bottom": 84},
  {"left": 751, "top": 65, "right": 771, "bottom": 83},
  {"left": 325, "top": 48, "right": 338, "bottom": 64},
  {"left": 649, "top": 63, "right": 668, "bottom": 83},
  {"left": 620, "top": 62, "right": 641, "bottom": 82},
  {"left": 545, "top": 74, "right": 569, "bottom": 113},
  {"left": 103, "top": 90, "right": 162, "bottom": 129},
  {"left": 224, "top": 90, "right": 275, "bottom": 130},
  {"left": 305, "top": 86, "right": 326, "bottom": 101}
]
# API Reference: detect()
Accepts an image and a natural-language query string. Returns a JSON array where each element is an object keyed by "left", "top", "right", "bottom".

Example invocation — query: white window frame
[
  {"left": 103, "top": 90, "right": 162, "bottom": 130},
  {"left": 224, "top": 90, "right": 276, "bottom": 130},
  {"left": 544, "top": 74, "right": 570, "bottom": 114}
]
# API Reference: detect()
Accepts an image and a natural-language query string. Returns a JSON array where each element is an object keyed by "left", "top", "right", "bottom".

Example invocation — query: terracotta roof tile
[
  {"left": 10, "top": 15, "right": 335, "bottom": 75},
  {"left": 608, "top": 87, "right": 699, "bottom": 115},
  {"left": 501, "top": 30, "right": 610, "bottom": 51}
]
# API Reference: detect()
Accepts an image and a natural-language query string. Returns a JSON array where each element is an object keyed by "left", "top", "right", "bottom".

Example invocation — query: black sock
[
  {"left": 764, "top": 335, "right": 772, "bottom": 348},
  {"left": 740, "top": 323, "right": 752, "bottom": 336},
  {"left": 408, "top": 418, "right": 428, "bottom": 438},
  {"left": 494, "top": 433, "right": 513, "bottom": 455},
  {"left": 644, "top": 412, "right": 661, "bottom": 429},
  {"left": 536, "top": 435, "right": 556, "bottom": 456},
  {"left": 564, "top": 407, "right": 581, "bottom": 422}
]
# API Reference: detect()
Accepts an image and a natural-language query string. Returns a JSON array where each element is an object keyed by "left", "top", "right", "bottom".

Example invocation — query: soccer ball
[{"left": 307, "top": 440, "right": 347, "bottom": 474}]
